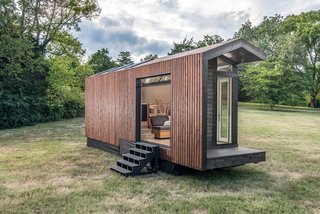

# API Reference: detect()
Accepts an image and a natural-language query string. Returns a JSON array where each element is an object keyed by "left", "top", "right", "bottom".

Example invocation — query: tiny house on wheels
[{"left": 85, "top": 38, "right": 267, "bottom": 176}]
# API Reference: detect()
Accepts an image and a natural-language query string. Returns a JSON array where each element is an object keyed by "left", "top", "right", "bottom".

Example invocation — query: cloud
[
  {"left": 157, "top": 0, "right": 179, "bottom": 10},
  {"left": 74, "top": 0, "right": 320, "bottom": 62},
  {"left": 179, "top": 11, "right": 251, "bottom": 38},
  {"left": 76, "top": 16, "right": 171, "bottom": 61}
]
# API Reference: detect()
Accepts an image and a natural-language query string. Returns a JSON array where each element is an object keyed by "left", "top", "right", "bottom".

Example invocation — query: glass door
[{"left": 217, "top": 77, "right": 232, "bottom": 144}]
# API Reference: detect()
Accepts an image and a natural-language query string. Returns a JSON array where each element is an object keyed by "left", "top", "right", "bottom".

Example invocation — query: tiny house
[{"left": 85, "top": 38, "right": 266, "bottom": 175}]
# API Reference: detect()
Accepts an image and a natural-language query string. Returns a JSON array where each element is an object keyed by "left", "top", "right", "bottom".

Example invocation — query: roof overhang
[{"left": 203, "top": 38, "right": 267, "bottom": 65}]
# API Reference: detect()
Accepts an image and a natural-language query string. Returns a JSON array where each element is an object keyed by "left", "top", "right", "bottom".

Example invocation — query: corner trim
[{"left": 201, "top": 54, "right": 208, "bottom": 170}]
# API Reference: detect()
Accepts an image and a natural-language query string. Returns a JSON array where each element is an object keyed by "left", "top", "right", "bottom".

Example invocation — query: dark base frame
[{"left": 87, "top": 138, "right": 119, "bottom": 155}]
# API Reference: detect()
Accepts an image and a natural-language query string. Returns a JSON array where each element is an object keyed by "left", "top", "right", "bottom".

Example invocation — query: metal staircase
[{"left": 110, "top": 142, "right": 159, "bottom": 176}]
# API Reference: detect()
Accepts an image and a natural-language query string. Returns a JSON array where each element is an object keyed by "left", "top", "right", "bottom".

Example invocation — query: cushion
[
  {"left": 163, "top": 121, "right": 170, "bottom": 126},
  {"left": 150, "top": 115, "right": 169, "bottom": 126},
  {"left": 153, "top": 126, "right": 171, "bottom": 130}
]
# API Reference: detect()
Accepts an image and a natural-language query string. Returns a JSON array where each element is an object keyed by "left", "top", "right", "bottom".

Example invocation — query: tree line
[
  {"left": 0, "top": 1, "right": 319, "bottom": 129},
  {"left": 0, "top": 0, "right": 100, "bottom": 128},
  {"left": 90, "top": 11, "right": 319, "bottom": 110}
]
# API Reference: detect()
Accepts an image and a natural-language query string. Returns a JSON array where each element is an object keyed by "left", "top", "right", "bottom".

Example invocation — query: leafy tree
[
  {"left": 168, "top": 37, "right": 195, "bottom": 55},
  {"left": 47, "top": 31, "right": 85, "bottom": 58},
  {"left": 140, "top": 54, "right": 158, "bottom": 62},
  {"left": 282, "top": 10, "right": 320, "bottom": 107},
  {"left": 0, "top": 0, "right": 101, "bottom": 55},
  {"left": 234, "top": 15, "right": 284, "bottom": 59},
  {"left": 0, "top": 35, "right": 48, "bottom": 128},
  {"left": 116, "top": 51, "right": 133, "bottom": 66},
  {"left": 196, "top": 35, "right": 224, "bottom": 48},
  {"left": 0, "top": 0, "right": 100, "bottom": 128},
  {"left": 168, "top": 35, "right": 225, "bottom": 55},
  {"left": 233, "top": 20, "right": 256, "bottom": 42},
  {"left": 241, "top": 62, "right": 283, "bottom": 110},
  {"left": 276, "top": 34, "right": 307, "bottom": 106},
  {"left": 235, "top": 14, "right": 307, "bottom": 106},
  {"left": 88, "top": 48, "right": 116, "bottom": 73},
  {"left": 46, "top": 56, "right": 93, "bottom": 119}
]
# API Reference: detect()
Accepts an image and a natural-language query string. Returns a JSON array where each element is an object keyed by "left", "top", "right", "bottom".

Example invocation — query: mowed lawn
[{"left": 1, "top": 104, "right": 320, "bottom": 213}]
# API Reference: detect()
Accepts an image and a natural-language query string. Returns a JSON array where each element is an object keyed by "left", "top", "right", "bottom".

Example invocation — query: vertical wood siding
[{"left": 85, "top": 54, "right": 204, "bottom": 170}]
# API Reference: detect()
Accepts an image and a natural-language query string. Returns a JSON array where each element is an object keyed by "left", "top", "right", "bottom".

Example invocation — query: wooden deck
[
  {"left": 206, "top": 147, "right": 265, "bottom": 169},
  {"left": 141, "top": 122, "right": 170, "bottom": 147}
]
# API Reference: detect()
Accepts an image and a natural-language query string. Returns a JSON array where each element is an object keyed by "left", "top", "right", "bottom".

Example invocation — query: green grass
[{"left": 1, "top": 103, "right": 320, "bottom": 213}]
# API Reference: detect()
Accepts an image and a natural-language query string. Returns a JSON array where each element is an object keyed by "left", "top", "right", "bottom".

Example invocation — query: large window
[{"left": 138, "top": 74, "right": 171, "bottom": 147}]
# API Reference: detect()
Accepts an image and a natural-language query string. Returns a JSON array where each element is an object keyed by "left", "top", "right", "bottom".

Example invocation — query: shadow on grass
[{"left": 158, "top": 164, "right": 274, "bottom": 192}]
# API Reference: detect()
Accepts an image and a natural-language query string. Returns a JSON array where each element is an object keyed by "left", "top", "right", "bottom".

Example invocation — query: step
[
  {"left": 130, "top": 148, "right": 152, "bottom": 158},
  {"left": 117, "top": 159, "right": 139, "bottom": 171},
  {"left": 110, "top": 165, "right": 132, "bottom": 176},
  {"left": 135, "top": 142, "right": 159, "bottom": 152},
  {"left": 123, "top": 153, "right": 145, "bottom": 164}
]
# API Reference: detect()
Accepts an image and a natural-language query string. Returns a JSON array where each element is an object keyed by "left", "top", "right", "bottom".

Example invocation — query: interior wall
[{"left": 141, "top": 84, "right": 170, "bottom": 104}]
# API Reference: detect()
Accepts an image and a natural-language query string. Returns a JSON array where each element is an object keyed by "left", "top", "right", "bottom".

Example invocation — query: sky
[{"left": 74, "top": 0, "right": 320, "bottom": 62}]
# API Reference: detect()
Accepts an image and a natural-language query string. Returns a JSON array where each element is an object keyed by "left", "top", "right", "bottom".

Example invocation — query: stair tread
[
  {"left": 110, "top": 165, "right": 132, "bottom": 174},
  {"left": 123, "top": 153, "right": 145, "bottom": 161},
  {"left": 130, "top": 148, "right": 152, "bottom": 154},
  {"left": 136, "top": 142, "right": 159, "bottom": 148},
  {"left": 117, "top": 159, "right": 139, "bottom": 167}
]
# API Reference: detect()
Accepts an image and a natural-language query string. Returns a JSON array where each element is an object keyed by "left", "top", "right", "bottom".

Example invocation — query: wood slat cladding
[{"left": 85, "top": 54, "right": 204, "bottom": 170}]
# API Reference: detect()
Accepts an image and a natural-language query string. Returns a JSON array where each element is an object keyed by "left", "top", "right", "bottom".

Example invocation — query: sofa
[{"left": 150, "top": 115, "right": 170, "bottom": 139}]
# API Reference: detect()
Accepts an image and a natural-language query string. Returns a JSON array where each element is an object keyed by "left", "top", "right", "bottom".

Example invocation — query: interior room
[{"left": 140, "top": 74, "right": 171, "bottom": 147}]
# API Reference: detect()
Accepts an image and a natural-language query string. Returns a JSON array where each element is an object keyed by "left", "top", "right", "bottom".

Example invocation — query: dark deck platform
[{"left": 206, "top": 147, "right": 265, "bottom": 169}]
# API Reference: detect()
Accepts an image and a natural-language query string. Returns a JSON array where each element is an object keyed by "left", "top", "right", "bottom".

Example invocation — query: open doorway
[{"left": 136, "top": 74, "right": 171, "bottom": 147}]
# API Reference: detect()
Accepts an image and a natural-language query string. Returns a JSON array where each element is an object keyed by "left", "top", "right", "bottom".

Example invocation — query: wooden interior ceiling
[{"left": 223, "top": 47, "right": 263, "bottom": 64}]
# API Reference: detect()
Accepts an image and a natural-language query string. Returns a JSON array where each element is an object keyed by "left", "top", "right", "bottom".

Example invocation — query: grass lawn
[{"left": 1, "top": 104, "right": 320, "bottom": 213}]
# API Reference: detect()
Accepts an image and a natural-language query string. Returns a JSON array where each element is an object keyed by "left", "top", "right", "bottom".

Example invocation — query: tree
[
  {"left": 88, "top": 48, "right": 116, "bottom": 73},
  {"left": 240, "top": 62, "right": 283, "bottom": 110},
  {"left": 168, "top": 37, "right": 195, "bottom": 55},
  {"left": 116, "top": 51, "right": 133, "bottom": 66},
  {"left": 47, "top": 31, "right": 85, "bottom": 58},
  {"left": 0, "top": 35, "right": 48, "bottom": 128},
  {"left": 0, "top": 0, "right": 101, "bottom": 55},
  {"left": 0, "top": 0, "right": 100, "bottom": 128},
  {"left": 196, "top": 35, "right": 224, "bottom": 48},
  {"left": 282, "top": 10, "right": 320, "bottom": 107},
  {"left": 46, "top": 56, "right": 93, "bottom": 119},
  {"left": 234, "top": 15, "right": 284, "bottom": 59},
  {"left": 140, "top": 53, "right": 158, "bottom": 62},
  {"left": 168, "top": 35, "right": 225, "bottom": 55},
  {"left": 233, "top": 20, "right": 256, "bottom": 42},
  {"left": 276, "top": 34, "right": 307, "bottom": 106},
  {"left": 234, "top": 14, "right": 307, "bottom": 106}
]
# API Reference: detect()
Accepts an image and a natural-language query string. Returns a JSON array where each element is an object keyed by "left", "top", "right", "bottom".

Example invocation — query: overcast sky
[{"left": 74, "top": 0, "right": 320, "bottom": 62}]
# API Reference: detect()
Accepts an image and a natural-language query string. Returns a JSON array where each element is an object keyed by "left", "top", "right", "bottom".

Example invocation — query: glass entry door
[{"left": 217, "top": 77, "right": 232, "bottom": 144}]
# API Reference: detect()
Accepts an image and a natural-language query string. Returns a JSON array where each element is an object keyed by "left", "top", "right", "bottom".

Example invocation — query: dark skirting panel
[{"left": 87, "top": 138, "right": 119, "bottom": 155}]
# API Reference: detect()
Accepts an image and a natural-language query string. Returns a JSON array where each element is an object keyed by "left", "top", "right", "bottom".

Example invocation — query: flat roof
[{"left": 93, "top": 38, "right": 267, "bottom": 76}]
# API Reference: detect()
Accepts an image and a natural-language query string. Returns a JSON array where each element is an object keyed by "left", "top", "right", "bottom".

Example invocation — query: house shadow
[{"left": 158, "top": 162, "right": 273, "bottom": 191}]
